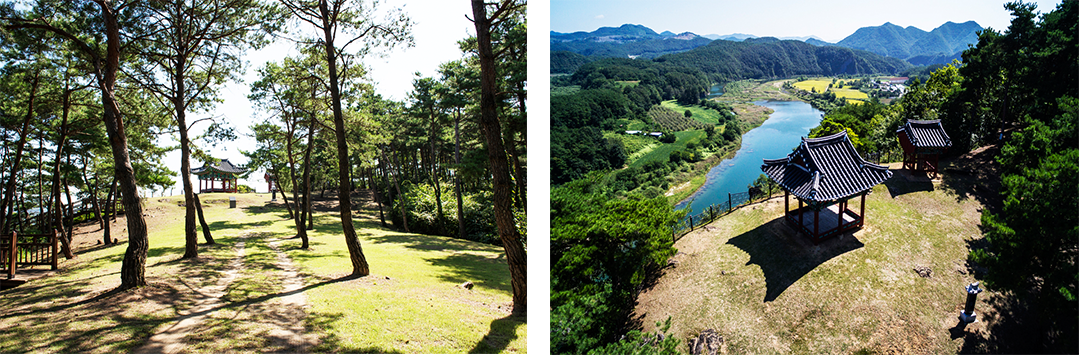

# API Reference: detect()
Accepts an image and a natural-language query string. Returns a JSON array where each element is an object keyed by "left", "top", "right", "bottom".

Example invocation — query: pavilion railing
[
  {"left": 673, "top": 181, "right": 780, "bottom": 241},
  {"left": 0, "top": 230, "right": 59, "bottom": 279}
]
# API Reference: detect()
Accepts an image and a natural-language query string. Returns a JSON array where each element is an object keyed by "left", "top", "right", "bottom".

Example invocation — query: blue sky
[{"left": 551, "top": 0, "right": 1065, "bottom": 42}]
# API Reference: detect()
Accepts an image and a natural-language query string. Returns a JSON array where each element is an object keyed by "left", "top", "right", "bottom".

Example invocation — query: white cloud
[{"left": 595, "top": 14, "right": 604, "bottom": 19}]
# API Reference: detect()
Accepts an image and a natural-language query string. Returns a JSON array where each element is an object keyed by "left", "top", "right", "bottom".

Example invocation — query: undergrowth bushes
[{"left": 386, "top": 182, "right": 524, "bottom": 246}]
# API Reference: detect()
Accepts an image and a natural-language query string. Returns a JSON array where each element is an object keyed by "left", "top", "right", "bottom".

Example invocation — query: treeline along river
[{"left": 676, "top": 100, "right": 823, "bottom": 215}]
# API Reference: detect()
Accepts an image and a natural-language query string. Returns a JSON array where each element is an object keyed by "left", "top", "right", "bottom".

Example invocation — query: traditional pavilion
[
  {"left": 761, "top": 131, "right": 893, "bottom": 243},
  {"left": 897, "top": 119, "right": 952, "bottom": 177},
  {"left": 191, "top": 159, "right": 247, "bottom": 193}
]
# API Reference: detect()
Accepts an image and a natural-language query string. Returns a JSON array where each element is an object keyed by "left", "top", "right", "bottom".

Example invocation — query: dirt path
[
  {"left": 134, "top": 234, "right": 249, "bottom": 354},
  {"left": 265, "top": 237, "right": 317, "bottom": 350},
  {"left": 134, "top": 231, "right": 316, "bottom": 353}
]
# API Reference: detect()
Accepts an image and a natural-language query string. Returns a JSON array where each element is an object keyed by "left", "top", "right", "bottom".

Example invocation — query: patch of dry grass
[{"left": 636, "top": 165, "right": 995, "bottom": 354}]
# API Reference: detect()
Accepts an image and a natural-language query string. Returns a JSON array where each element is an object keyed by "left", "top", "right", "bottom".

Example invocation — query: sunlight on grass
[
  {"left": 638, "top": 171, "right": 990, "bottom": 354},
  {"left": 0, "top": 192, "right": 524, "bottom": 353}
]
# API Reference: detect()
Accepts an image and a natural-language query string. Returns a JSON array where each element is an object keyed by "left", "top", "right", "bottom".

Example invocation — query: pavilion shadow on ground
[
  {"left": 726, "top": 217, "right": 864, "bottom": 302},
  {"left": 884, "top": 170, "right": 935, "bottom": 198}
]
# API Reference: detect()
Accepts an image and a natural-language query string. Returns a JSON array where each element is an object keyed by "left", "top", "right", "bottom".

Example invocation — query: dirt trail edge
[
  {"left": 134, "top": 232, "right": 316, "bottom": 353},
  {"left": 134, "top": 235, "right": 249, "bottom": 354}
]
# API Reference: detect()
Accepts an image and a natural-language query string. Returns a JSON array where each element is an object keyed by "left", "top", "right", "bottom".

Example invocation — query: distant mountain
[
  {"left": 551, "top": 24, "right": 714, "bottom": 60},
  {"left": 659, "top": 38, "right": 911, "bottom": 81},
  {"left": 835, "top": 21, "right": 982, "bottom": 64},
  {"left": 706, "top": 33, "right": 757, "bottom": 41},
  {"left": 703, "top": 33, "right": 828, "bottom": 44}
]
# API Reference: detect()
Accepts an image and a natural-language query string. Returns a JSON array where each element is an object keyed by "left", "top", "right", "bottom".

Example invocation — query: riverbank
[{"left": 664, "top": 80, "right": 800, "bottom": 206}]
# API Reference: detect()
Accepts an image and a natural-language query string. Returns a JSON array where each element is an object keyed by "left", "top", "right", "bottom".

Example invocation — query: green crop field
[
  {"left": 660, "top": 100, "right": 725, "bottom": 125},
  {"left": 628, "top": 130, "right": 705, "bottom": 168}
]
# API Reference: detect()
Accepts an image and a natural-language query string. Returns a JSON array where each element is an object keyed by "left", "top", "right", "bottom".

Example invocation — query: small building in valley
[
  {"left": 761, "top": 131, "right": 893, "bottom": 243},
  {"left": 192, "top": 159, "right": 247, "bottom": 193},
  {"left": 896, "top": 119, "right": 952, "bottom": 177}
]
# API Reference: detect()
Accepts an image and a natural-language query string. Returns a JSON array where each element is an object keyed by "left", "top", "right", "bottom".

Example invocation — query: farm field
[
  {"left": 660, "top": 100, "right": 727, "bottom": 125},
  {"left": 791, "top": 78, "right": 833, "bottom": 93},
  {"left": 628, "top": 130, "right": 705, "bottom": 168},
  {"left": 649, "top": 105, "right": 709, "bottom": 131}
]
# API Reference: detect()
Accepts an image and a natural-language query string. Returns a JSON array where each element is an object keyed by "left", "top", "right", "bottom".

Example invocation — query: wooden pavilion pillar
[
  {"left": 813, "top": 206, "right": 819, "bottom": 238},
  {"left": 838, "top": 199, "right": 844, "bottom": 230},
  {"left": 784, "top": 190, "right": 789, "bottom": 216},
  {"left": 798, "top": 198, "right": 804, "bottom": 228},
  {"left": 859, "top": 191, "right": 867, "bottom": 228}
]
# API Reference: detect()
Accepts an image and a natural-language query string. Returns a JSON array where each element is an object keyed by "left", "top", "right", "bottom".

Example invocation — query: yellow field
[
  {"left": 793, "top": 79, "right": 868, "bottom": 104},
  {"left": 791, "top": 79, "right": 831, "bottom": 93},
  {"left": 832, "top": 88, "right": 868, "bottom": 100}
]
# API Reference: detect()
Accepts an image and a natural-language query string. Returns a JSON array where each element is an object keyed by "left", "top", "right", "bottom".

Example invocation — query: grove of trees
[{"left": 0, "top": 0, "right": 527, "bottom": 314}]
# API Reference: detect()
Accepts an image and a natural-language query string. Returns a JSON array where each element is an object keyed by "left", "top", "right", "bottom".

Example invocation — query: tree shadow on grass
[
  {"left": 937, "top": 145, "right": 1003, "bottom": 215},
  {"left": 426, "top": 252, "right": 511, "bottom": 292},
  {"left": 367, "top": 233, "right": 500, "bottom": 254},
  {"left": 953, "top": 290, "right": 1079, "bottom": 354},
  {"left": 207, "top": 219, "right": 278, "bottom": 233},
  {"left": 726, "top": 218, "right": 864, "bottom": 302},
  {"left": 468, "top": 313, "right": 526, "bottom": 354},
  {"left": 366, "top": 233, "right": 509, "bottom": 292}
]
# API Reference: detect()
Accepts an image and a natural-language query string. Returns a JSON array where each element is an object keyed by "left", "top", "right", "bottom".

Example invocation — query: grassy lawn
[
  {"left": 0, "top": 193, "right": 524, "bottom": 353},
  {"left": 636, "top": 162, "right": 1002, "bottom": 354}
]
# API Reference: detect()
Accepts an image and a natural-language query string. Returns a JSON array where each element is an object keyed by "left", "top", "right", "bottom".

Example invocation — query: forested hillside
[
  {"left": 836, "top": 21, "right": 983, "bottom": 62},
  {"left": 659, "top": 37, "right": 911, "bottom": 82},
  {"left": 550, "top": 58, "right": 727, "bottom": 185}
]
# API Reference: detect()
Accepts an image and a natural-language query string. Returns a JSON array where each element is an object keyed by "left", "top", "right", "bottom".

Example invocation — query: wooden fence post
[
  {"left": 690, "top": 216, "right": 695, "bottom": 231},
  {"left": 728, "top": 193, "right": 732, "bottom": 212},
  {"left": 8, "top": 231, "right": 16, "bottom": 280}
]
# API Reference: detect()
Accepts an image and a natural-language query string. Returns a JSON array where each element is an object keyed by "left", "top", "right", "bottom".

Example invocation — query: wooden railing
[{"left": 0, "top": 230, "right": 59, "bottom": 280}]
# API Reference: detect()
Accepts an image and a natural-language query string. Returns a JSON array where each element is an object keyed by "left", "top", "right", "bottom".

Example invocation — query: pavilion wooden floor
[{"left": 790, "top": 204, "right": 858, "bottom": 236}]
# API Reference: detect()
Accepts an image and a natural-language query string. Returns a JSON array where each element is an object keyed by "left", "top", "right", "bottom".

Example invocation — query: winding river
[{"left": 675, "top": 100, "right": 823, "bottom": 215}]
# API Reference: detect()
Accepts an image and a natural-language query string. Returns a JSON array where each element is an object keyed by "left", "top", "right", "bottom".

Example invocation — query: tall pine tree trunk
[
  {"left": 287, "top": 129, "right": 309, "bottom": 249},
  {"left": 95, "top": 3, "right": 149, "bottom": 290},
  {"left": 0, "top": 72, "right": 39, "bottom": 237},
  {"left": 303, "top": 115, "right": 315, "bottom": 232},
  {"left": 471, "top": 0, "right": 526, "bottom": 314},
  {"left": 193, "top": 193, "right": 213, "bottom": 244},
  {"left": 454, "top": 113, "right": 465, "bottom": 239},
  {"left": 51, "top": 88, "right": 75, "bottom": 259},
  {"left": 173, "top": 51, "right": 211, "bottom": 257},
  {"left": 103, "top": 178, "right": 116, "bottom": 244},
  {"left": 318, "top": 0, "right": 368, "bottom": 276}
]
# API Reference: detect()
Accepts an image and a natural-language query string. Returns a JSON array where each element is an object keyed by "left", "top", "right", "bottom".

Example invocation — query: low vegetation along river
[{"left": 676, "top": 100, "right": 823, "bottom": 215}]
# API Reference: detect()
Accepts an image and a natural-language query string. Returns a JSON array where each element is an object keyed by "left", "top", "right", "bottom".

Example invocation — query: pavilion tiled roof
[
  {"left": 897, "top": 119, "right": 952, "bottom": 149},
  {"left": 761, "top": 131, "right": 892, "bottom": 203},
  {"left": 191, "top": 159, "right": 247, "bottom": 175}
]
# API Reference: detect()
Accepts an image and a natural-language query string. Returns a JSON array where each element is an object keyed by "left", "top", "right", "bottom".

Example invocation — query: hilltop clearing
[{"left": 634, "top": 146, "right": 1045, "bottom": 353}]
